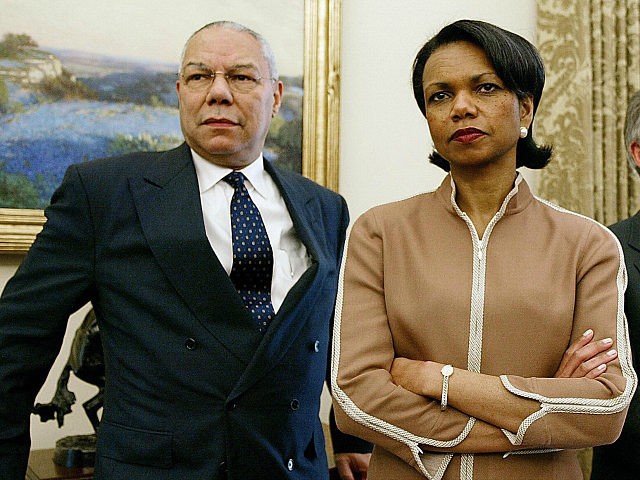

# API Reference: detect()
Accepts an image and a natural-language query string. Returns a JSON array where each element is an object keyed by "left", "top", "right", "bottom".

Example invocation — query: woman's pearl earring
[{"left": 519, "top": 126, "right": 528, "bottom": 138}]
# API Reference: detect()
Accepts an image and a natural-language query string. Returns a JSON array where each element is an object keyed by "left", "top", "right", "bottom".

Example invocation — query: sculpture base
[{"left": 53, "top": 434, "right": 96, "bottom": 468}]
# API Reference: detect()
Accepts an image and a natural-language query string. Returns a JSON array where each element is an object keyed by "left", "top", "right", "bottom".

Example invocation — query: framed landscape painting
[{"left": 0, "top": 0, "right": 341, "bottom": 252}]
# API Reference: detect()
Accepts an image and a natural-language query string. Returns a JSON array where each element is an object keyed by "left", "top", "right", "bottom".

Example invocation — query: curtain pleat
[{"left": 536, "top": 0, "right": 640, "bottom": 224}]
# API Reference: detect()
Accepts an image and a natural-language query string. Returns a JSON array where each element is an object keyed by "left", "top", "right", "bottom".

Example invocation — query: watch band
[{"left": 440, "top": 364, "right": 454, "bottom": 411}]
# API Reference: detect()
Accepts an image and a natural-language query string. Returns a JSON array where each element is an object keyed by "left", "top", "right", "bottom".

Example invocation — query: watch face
[{"left": 441, "top": 365, "right": 454, "bottom": 376}]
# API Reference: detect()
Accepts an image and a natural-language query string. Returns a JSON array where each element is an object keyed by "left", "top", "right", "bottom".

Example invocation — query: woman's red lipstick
[{"left": 451, "top": 127, "right": 485, "bottom": 143}]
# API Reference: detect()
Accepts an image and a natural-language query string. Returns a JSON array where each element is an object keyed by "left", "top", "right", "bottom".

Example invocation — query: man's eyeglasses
[{"left": 178, "top": 68, "right": 276, "bottom": 94}]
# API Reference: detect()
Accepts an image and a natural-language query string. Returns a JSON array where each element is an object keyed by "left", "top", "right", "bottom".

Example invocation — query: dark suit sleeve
[
  {"left": 0, "top": 164, "right": 94, "bottom": 478},
  {"left": 326, "top": 195, "right": 372, "bottom": 455},
  {"left": 329, "top": 407, "right": 373, "bottom": 454},
  {"left": 592, "top": 218, "right": 640, "bottom": 478}
]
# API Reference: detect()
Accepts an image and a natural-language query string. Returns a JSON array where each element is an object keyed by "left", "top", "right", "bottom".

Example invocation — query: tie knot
[{"left": 223, "top": 171, "right": 246, "bottom": 189}]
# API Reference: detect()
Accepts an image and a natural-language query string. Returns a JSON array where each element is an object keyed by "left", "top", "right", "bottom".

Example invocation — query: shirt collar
[{"left": 191, "top": 149, "right": 270, "bottom": 199}]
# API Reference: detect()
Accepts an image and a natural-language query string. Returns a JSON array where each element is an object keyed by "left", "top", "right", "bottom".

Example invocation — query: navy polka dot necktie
[{"left": 223, "top": 171, "right": 275, "bottom": 333}]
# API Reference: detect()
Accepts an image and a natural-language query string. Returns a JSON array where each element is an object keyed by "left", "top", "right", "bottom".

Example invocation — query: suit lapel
[
  {"left": 264, "top": 160, "right": 327, "bottom": 313},
  {"left": 130, "top": 152, "right": 330, "bottom": 386},
  {"left": 129, "top": 144, "right": 261, "bottom": 365},
  {"left": 265, "top": 160, "right": 323, "bottom": 263},
  {"left": 230, "top": 162, "right": 329, "bottom": 396},
  {"left": 628, "top": 213, "right": 640, "bottom": 276}
]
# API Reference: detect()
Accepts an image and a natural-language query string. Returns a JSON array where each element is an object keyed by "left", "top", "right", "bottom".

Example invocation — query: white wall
[{"left": 1, "top": 0, "right": 537, "bottom": 451}]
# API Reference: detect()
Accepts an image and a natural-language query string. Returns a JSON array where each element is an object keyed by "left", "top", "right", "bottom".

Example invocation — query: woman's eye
[
  {"left": 429, "top": 92, "right": 449, "bottom": 102},
  {"left": 478, "top": 83, "right": 499, "bottom": 93}
]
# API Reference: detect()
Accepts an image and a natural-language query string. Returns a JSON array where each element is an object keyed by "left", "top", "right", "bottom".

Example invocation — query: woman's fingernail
[
  {"left": 597, "top": 364, "right": 607, "bottom": 371},
  {"left": 607, "top": 349, "right": 617, "bottom": 357},
  {"left": 602, "top": 338, "right": 613, "bottom": 345},
  {"left": 583, "top": 329, "right": 593, "bottom": 337}
]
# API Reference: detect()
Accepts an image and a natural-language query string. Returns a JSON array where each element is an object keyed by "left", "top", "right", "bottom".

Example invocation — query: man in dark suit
[
  {"left": 591, "top": 90, "right": 640, "bottom": 480},
  {"left": 0, "top": 21, "right": 370, "bottom": 479}
]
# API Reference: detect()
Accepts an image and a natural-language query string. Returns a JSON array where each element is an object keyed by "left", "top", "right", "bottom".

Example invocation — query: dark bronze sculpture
[{"left": 32, "top": 308, "right": 104, "bottom": 467}]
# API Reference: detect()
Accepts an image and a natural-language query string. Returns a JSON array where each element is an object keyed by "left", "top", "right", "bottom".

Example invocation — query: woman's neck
[{"left": 451, "top": 167, "right": 517, "bottom": 239}]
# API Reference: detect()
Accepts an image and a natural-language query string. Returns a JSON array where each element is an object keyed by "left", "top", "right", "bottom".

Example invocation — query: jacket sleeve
[
  {"left": 326, "top": 195, "right": 373, "bottom": 455},
  {"left": 0, "top": 165, "right": 94, "bottom": 478},
  {"left": 497, "top": 222, "right": 636, "bottom": 449},
  {"left": 331, "top": 210, "right": 491, "bottom": 476}
]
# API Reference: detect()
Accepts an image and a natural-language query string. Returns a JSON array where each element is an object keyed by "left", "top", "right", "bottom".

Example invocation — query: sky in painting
[{"left": 1, "top": 0, "right": 304, "bottom": 75}]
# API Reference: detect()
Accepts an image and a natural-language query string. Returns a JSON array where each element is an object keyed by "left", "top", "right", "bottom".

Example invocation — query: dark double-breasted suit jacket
[
  {"left": 591, "top": 212, "right": 640, "bottom": 479},
  {"left": 0, "top": 143, "right": 351, "bottom": 479}
]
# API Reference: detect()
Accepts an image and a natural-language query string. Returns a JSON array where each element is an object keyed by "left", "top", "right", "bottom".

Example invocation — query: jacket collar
[{"left": 437, "top": 172, "right": 534, "bottom": 216}]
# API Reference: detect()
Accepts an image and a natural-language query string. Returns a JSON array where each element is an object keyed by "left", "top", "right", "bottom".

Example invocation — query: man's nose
[{"left": 205, "top": 75, "right": 233, "bottom": 104}]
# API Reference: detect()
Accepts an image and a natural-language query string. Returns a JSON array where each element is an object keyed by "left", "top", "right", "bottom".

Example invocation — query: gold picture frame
[{"left": 0, "top": 0, "right": 341, "bottom": 253}]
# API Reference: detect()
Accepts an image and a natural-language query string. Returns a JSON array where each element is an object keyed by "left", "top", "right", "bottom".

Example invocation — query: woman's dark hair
[{"left": 411, "top": 19, "right": 552, "bottom": 171}]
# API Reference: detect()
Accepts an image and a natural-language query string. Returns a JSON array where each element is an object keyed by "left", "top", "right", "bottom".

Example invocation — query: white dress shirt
[{"left": 191, "top": 150, "right": 311, "bottom": 312}]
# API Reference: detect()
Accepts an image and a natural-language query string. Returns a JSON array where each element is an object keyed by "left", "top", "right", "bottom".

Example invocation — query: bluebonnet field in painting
[{"left": 0, "top": 33, "right": 302, "bottom": 209}]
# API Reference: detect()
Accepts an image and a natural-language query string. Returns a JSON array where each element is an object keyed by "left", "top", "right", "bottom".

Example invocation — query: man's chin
[{"left": 197, "top": 148, "right": 257, "bottom": 169}]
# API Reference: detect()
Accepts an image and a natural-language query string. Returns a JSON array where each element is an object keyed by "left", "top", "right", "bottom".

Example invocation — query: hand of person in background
[{"left": 334, "top": 452, "right": 371, "bottom": 480}]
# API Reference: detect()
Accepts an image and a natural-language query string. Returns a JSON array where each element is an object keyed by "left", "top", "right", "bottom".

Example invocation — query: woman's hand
[
  {"left": 554, "top": 329, "right": 617, "bottom": 378},
  {"left": 391, "top": 328, "right": 616, "bottom": 404}
]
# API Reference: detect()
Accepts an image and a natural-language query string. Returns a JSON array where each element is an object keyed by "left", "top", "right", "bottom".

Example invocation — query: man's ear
[
  {"left": 272, "top": 81, "right": 283, "bottom": 117},
  {"left": 630, "top": 141, "right": 640, "bottom": 169}
]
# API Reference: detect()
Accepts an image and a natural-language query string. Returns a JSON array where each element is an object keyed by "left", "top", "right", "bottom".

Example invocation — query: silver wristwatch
[{"left": 440, "top": 364, "right": 454, "bottom": 411}]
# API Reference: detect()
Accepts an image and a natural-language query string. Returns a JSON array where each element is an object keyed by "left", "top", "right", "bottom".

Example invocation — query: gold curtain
[{"left": 536, "top": 0, "right": 640, "bottom": 224}]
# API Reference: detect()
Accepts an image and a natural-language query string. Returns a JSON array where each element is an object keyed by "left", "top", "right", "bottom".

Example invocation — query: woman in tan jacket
[{"left": 332, "top": 19, "right": 637, "bottom": 480}]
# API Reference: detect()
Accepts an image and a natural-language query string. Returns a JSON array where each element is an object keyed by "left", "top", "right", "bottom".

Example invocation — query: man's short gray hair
[
  {"left": 179, "top": 21, "right": 279, "bottom": 79},
  {"left": 625, "top": 90, "right": 640, "bottom": 175}
]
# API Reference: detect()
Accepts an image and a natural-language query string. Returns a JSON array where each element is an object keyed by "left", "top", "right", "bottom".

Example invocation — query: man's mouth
[{"left": 203, "top": 117, "right": 238, "bottom": 127}]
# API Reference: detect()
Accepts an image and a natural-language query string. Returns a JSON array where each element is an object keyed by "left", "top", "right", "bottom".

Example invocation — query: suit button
[
  {"left": 287, "top": 458, "right": 294, "bottom": 471},
  {"left": 219, "top": 461, "right": 227, "bottom": 472},
  {"left": 227, "top": 401, "right": 237, "bottom": 411},
  {"left": 290, "top": 399, "right": 300, "bottom": 410},
  {"left": 185, "top": 338, "right": 197, "bottom": 350},
  {"left": 313, "top": 340, "right": 320, "bottom": 352}
]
